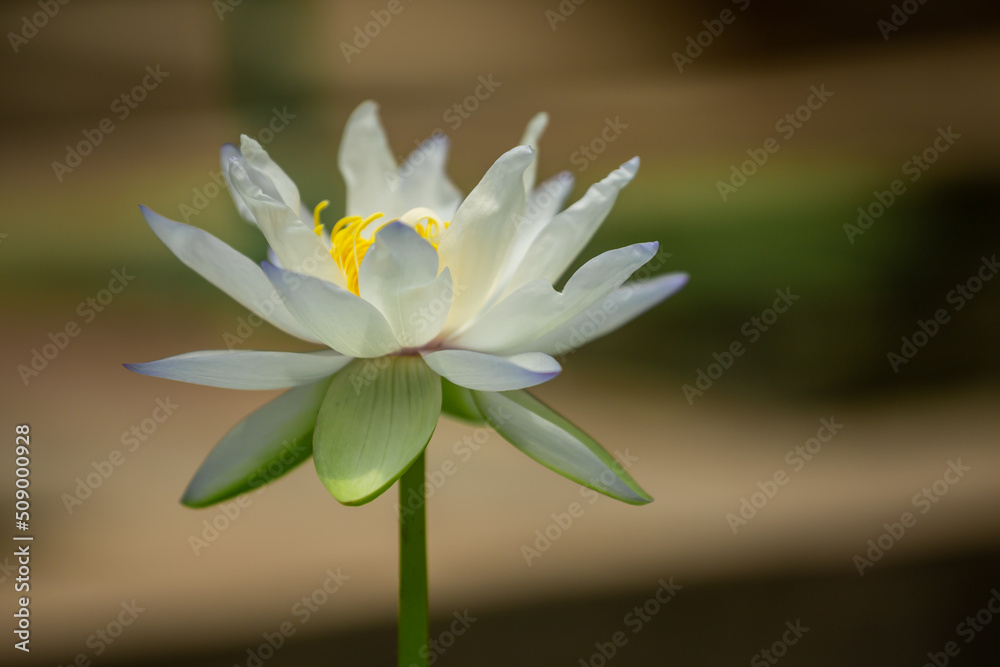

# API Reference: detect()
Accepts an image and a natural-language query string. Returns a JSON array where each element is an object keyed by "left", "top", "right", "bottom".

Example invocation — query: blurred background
[{"left": 3, "top": 0, "right": 1000, "bottom": 665}]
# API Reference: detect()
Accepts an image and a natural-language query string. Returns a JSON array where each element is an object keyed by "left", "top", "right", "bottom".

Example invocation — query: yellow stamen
[
  {"left": 326, "top": 208, "right": 451, "bottom": 295},
  {"left": 312, "top": 200, "right": 330, "bottom": 236},
  {"left": 328, "top": 212, "right": 385, "bottom": 294},
  {"left": 412, "top": 215, "right": 447, "bottom": 250}
]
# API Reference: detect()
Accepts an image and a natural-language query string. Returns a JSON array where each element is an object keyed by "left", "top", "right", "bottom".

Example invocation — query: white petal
[
  {"left": 487, "top": 171, "right": 575, "bottom": 309},
  {"left": 394, "top": 133, "right": 463, "bottom": 220},
  {"left": 513, "top": 272, "right": 689, "bottom": 355},
  {"left": 124, "top": 349, "right": 352, "bottom": 390},
  {"left": 525, "top": 170, "right": 574, "bottom": 229},
  {"left": 504, "top": 158, "right": 639, "bottom": 296},
  {"left": 358, "top": 222, "right": 452, "bottom": 348},
  {"left": 421, "top": 350, "right": 560, "bottom": 391},
  {"left": 449, "top": 242, "right": 659, "bottom": 354},
  {"left": 228, "top": 160, "right": 345, "bottom": 286},
  {"left": 139, "top": 206, "right": 321, "bottom": 343},
  {"left": 437, "top": 145, "right": 534, "bottom": 333},
  {"left": 519, "top": 112, "right": 548, "bottom": 192},
  {"left": 338, "top": 101, "right": 397, "bottom": 218},
  {"left": 220, "top": 143, "right": 256, "bottom": 225},
  {"left": 262, "top": 263, "right": 399, "bottom": 358},
  {"left": 239, "top": 135, "right": 302, "bottom": 215}
]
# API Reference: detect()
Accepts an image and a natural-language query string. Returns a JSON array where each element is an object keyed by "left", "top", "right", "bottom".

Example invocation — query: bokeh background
[{"left": 3, "top": 1, "right": 1000, "bottom": 665}]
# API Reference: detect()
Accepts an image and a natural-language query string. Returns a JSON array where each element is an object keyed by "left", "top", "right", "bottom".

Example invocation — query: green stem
[{"left": 399, "top": 452, "right": 429, "bottom": 667}]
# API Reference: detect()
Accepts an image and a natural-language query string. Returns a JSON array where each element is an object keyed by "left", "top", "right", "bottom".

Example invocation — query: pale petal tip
[
  {"left": 351, "top": 100, "right": 380, "bottom": 120},
  {"left": 138, "top": 204, "right": 172, "bottom": 231},
  {"left": 504, "top": 144, "right": 536, "bottom": 165},
  {"left": 522, "top": 112, "right": 549, "bottom": 145},
  {"left": 239, "top": 134, "right": 264, "bottom": 155},
  {"left": 622, "top": 156, "right": 640, "bottom": 173}
]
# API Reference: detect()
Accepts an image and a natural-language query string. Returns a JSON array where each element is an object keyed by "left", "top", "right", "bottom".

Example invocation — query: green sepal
[{"left": 472, "top": 389, "right": 653, "bottom": 505}]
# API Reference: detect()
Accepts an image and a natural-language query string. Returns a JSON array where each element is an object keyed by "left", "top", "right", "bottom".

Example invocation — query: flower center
[{"left": 313, "top": 202, "right": 449, "bottom": 295}]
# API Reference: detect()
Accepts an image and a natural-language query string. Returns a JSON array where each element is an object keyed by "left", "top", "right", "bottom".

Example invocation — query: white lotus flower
[{"left": 127, "top": 101, "right": 687, "bottom": 507}]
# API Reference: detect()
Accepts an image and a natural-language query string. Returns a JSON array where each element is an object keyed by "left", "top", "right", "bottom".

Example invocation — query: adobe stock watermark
[
  {"left": 551, "top": 247, "right": 674, "bottom": 361},
  {"left": 853, "top": 458, "right": 970, "bottom": 576},
  {"left": 877, "top": 0, "right": 930, "bottom": 41},
  {"left": 181, "top": 106, "right": 296, "bottom": 222},
  {"left": 576, "top": 578, "right": 682, "bottom": 666},
  {"left": 17, "top": 268, "right": 136, "bottom": 386},
  {"left": 222, "top": 244, "right": 337, "bottom": 350},
  {"left": 7, "top": 0, "right": 71, "bottom": 53},
  {"left": 887, "top": 253, "right": 997, "bottom": 373},
  {"left": 234, "top": 567, "right": 350, "bottom": 667},
  {"left": 520, "top": 450, "right": 640, "bottom": 567},
  {"left": 725, "top": 417, "right": 843, "bottom": 534},
  {"left": 55, "top": 600, "right": 145, "bottom": 666},
  {"left": 222, "top": 288, "right": 297, "bottom": 350},
  {"left": 387, "top": 75, "right": 502, "bottom": 191},
  {"left": 213, "top": 0, "right": 244, "bottom": 20},
  {"left": 672, "top": 0, "right": 751, "bottom": 73},
  {"left": 62, "top": 397, "right": 180, "bottom": 515},
  {"left": 406, "top": 611, "right": 477, "bottom": 667},
  {"left": 188, "top": 438, "right": 309, "bottom": 556},
  {"left": 340, "top": 0, "right": 415, "bottom": 63},
  {"left": 545, "top": 0, "right": 587, "bottom": 31},
  {"left": 920, "top": 588, "right": 1000, "bottom": 667},
  {"left": 570, "top": 116, "right": 628, "bottom": 173},
  {"left": 396, "top": 404, "right": 513, "bottom": 519},
  {"left": 682, "top": 288, "right": 799, "bottom": 404},
  {"left": 750, "top": 620, "right": 810, "bottom": 666},
  {"left": 844, "top": 126, "right": 960, "bottom": 244},
  {"left": 52, "top": 65, "right": 170, "bottom": 182},
  {"left": 717, "top": 85, "right": 833, "bottom": 201}
]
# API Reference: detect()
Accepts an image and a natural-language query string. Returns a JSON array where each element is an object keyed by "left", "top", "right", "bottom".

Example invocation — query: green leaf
[
  {"left": 472, "top": 390, "right": 653, "bottom": 505},
  {"left": 181, "top": 377, "right": 332, "bottom": 508},
  {"left": 314, "top": 356, "right": 441, "bottom": 505},
  {"left": 440, "top": 378, "right": 485, "bottom": 424}
]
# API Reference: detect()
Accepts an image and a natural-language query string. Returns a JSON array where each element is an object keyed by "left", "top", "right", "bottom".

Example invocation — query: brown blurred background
[{"left": 2, "top": 1, "right": 1000, "bottom": 665}]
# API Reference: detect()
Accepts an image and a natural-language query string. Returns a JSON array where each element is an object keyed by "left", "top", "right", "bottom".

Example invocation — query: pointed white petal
[
  {"left": 519, "top": 112, "right": 548, "bottom": 192},
  {"left": 238, "top": 135, "right": 301, "bottom": 215},
  {"left": 514, "top": 273, "right": 689, "bottom": 355},
  {"left": 262, "top": 262, "right": 399, "bottom": 358},
  {"left": 395, "top": 133, "right": 463, "bottom": 220},
  {"left": 182, "top": 378, "right": 332, "bottom": 507},
  {"left": 228, "top": 160, "right": 344, "bottom": 286},
  {"left": 472, "top": 390, "right": 652, "bottom": 504},
  {"left": 139, "top": 206, "right": 321, "bottom": 343},
  {"left": 504, "top": 158, "right": 639, "bottom": 295},
  {"left": 338, "top": 101, "right": 397, "bottom": 217},
  {"left": 421, "top": 350, "right": 560, "bottom": 391},
  {"left": 220, "top": 143, "right": 256, "bottom": 224},
  {"left": 487, "top": 171, "right": 575, "bottom": 308},
  {"left": 358, "top": 222, "right": 452, "bottom": 348},
  {"left": 437, "top": 146, "right": 534, "bottom": 332},
  {"left": 450, "top": 242, "right": 659, "bottom": 354},
  {"left": 314, "top": 356, "right": 440, "bottom": 505},
  {"left": 525, "top": 170, "right": 574, "bottom": 229},
  {"left": 124, "top": 349, "right": 352, "bottom": 390}
]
